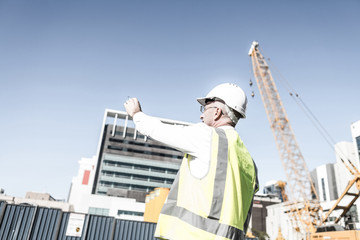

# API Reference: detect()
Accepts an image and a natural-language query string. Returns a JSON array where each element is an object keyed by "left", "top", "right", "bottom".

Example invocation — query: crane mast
[{"left": 248, "top": 41, "right": 320, "bottom": 234}]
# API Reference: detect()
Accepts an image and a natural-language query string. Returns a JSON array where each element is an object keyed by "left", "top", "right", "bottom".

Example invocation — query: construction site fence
[{"left": 0, "top": 201, "right": 156, "bottom": 240}]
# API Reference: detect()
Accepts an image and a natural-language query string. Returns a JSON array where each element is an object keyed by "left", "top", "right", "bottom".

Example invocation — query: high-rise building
[
  {"left": 92, "top": 110, "right": 185, "bottom": 199},
  {"left": 310, "top": 163, "right": 338, "bottom": 202},
  {"left": 68, "top": 109, "right": 189, "bottom": 219}
]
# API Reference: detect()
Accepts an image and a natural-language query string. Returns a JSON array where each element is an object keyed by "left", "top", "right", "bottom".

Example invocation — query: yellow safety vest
[{"left": 155, "top": 128, "right": 259, "bottom": 240}]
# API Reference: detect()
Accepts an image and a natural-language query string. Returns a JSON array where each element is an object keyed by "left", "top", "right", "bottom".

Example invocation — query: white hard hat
[{"left": 197, "top": 83, "right": 247, "bottom": 119}]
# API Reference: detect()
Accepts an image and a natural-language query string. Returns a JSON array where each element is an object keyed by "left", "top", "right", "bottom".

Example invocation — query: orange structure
[
  {"left": 310, "top": 230, "right": 360, "bottom": 240},
  {"left": 144, "top": 188, "right": 170, "bottom": 223}
]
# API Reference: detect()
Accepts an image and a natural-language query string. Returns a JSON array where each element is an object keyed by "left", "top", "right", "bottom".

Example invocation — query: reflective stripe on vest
[{"left": 155, "top": 128, "right": 257, "bottom": 240}]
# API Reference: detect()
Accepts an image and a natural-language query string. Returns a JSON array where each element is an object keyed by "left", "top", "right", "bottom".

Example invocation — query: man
[{"left": 124, "top": 83, "right": 258, "bottom": 240}]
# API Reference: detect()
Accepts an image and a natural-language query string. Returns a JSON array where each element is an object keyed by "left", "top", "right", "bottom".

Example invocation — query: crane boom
[
  {"left": 248, "top": 41, "right": 321, "bottom": 234},
  {"left": 248, "top": 41, "right": 316, "bottom": 202}
]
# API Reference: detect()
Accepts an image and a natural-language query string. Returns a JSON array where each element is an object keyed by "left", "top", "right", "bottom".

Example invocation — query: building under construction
[{"left": 67, "top": 109, "right": 188, "bottom": 220}]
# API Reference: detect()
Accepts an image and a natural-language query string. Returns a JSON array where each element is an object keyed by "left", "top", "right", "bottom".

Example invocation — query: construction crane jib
[{"left": 248, "top": 41, "right": 321, "bottom": 234}]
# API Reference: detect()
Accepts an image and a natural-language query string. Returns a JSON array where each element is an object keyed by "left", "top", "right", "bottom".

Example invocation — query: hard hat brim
[{"left": 196, "top": 97, "right": 207, "bottom": 106}]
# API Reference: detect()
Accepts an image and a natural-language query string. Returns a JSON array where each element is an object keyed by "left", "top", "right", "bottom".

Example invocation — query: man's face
[{"left": 200, "top": 102, "right": 218, "bottom": 126}]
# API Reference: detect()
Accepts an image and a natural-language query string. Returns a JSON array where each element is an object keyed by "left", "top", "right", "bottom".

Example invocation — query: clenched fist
[{"left": 124, "top": 98, "right": 142, "bottom": 117}]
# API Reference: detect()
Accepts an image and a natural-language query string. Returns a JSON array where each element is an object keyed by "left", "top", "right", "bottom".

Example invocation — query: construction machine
[
  {"left": 248, "top": 41, "right": 360, "bottom": 239},
  {"left": 277, "top": 180, "right": 288, "bottom": 202},
  {"left": 248, "top": 41, "right": 321, "bottom": 236}
]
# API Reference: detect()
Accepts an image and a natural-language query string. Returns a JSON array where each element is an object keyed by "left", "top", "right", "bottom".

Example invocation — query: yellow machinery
[
  {"left": 310, "top": 230, "right": 360, "bottom": 240},
  {"left": 321, "top": 161, "right": 360, "bottom": 225},
  {"left": 144, "top": 188, "right": 170, "bottom": 223},
  {"left": 277, "top": 180, "right": 288, "bottom": 202},
  {"left": 248, "top": 41, "right": 360, "bottom": 239}
]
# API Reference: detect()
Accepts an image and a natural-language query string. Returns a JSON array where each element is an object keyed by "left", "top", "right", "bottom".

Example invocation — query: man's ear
[{"left": 214, "top": 108, "right": 222, "bottom": 121}]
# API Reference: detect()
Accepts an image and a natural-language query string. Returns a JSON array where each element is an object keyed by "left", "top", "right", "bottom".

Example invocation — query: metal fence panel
[
  {"left": 0, "top": 202, "right": 6, "bottom": 228},
  {"left": 86, "top": 215, "right": 115, "bottom": 240},
  {"left": 0, "top": 204, "right": 36, "bottom": 240},
  {"left": 0, "top": 202, "right": 158, "bottom": 240},
  {"left": 114, "top": 219, "right": 156, "bottom": 240},
  {"left": 29, "top": 207, "right": 62, "bottom": 240}
]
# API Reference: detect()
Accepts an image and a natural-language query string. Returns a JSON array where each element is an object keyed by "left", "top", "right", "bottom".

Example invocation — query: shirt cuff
[{"left": 133, "top": 111, "right": 145, "bottom": 122}]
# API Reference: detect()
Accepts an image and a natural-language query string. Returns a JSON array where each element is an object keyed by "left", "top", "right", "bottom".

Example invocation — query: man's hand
[{"left": 124, "top": 98, "right": 142, "bottom": 117}]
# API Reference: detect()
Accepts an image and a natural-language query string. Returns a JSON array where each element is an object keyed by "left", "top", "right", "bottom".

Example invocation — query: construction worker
[{"left": 124, "top": 83, "right": 258, "bottom": 240}]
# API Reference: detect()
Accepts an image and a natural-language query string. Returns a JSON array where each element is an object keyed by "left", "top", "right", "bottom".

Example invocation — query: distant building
[
  {"left": 263, "top": 180, "right": 283, "bottom": 201},
  {"left": 0, "top": 192, "right": 72, "bottom": 212},
  {"left": 68, "top": 109, "right": 188, "bottom": 220},
  {"left": 310, "top": 163, "right": 338, "bottom": 202},
  {"left": 249, "top": 194, "right": 281, "bottom": 234},
  {"left": 25, "top": 192, "right": 56, "bottom": 201},
  {"left": 68, "top": 156, "right": 147, "bottom": 220}
]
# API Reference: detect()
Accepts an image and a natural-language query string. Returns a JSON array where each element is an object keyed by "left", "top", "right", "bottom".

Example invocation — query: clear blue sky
[{"left": 0, "top": 0, "right": 359, "bottom": 199}]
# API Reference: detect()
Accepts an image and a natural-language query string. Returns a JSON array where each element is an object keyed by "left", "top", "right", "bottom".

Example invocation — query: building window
[
  {"left": 149, "top": 177, "right": 166, "bottom": 183},
  {"left": 134, "top": 165, "right": 149, "bottom": 171},
  {"left": 356, "top": 136, "right": 360, "bottom": 159},
  {"left": 166, "top": 169, "right": 178, "bottom": 175},
  {"left": 88, "top": 207, "right": 109, "bottom": 216},
  {"left": 101, "top": 169, "right": 174, "bottom": 185},
  {"left": 102, "top": 160, "right": 178, "bottom": 176},
  {"left": 151, "top": 167, "right": 166, "bottom": 173},
  {"left": 117, "top": 210, "right": 144, "bottom": 216},
  {"left": 321, "top": 178, "right": 326, "bottom": 201},
  {"left": 133, "top": 176, "right": 148, "bottom": 181},
  {"left": 107, "top": 145, "right": 182, "bottom": 159}
]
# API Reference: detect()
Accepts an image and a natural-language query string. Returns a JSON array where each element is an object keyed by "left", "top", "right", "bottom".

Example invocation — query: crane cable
[
  {"left": 266, "top": 58, "right": 359, "bottom": 175},
  {"left": 249, "top": 48, "right": 359, "bottom": 175}
]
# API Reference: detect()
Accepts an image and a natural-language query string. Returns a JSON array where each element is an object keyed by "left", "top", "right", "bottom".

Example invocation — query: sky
[{"left": 0, "top": 0, "right": 359, "bottom": 200}]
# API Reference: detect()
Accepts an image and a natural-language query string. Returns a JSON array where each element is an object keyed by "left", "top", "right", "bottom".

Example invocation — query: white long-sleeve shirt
[{"left": 133, "top": 112, "right": 234, "bottom": 179}]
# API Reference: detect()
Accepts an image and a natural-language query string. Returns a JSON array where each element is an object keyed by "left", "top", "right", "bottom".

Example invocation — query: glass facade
[
  {"left": 97, "top": 154, "right": 178, "bottom": 194},
  {"left": 117, "top": 210, "right": 144, "bottom": 217},
  {"left": 263, "top": 183, "right": 283, "bottom": 201},
  {"left": 88, "top": 207, "right": 110, "bottom": 216},
  {"left": 92, "top": 119, "right": 183, "bottom": 202}
]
